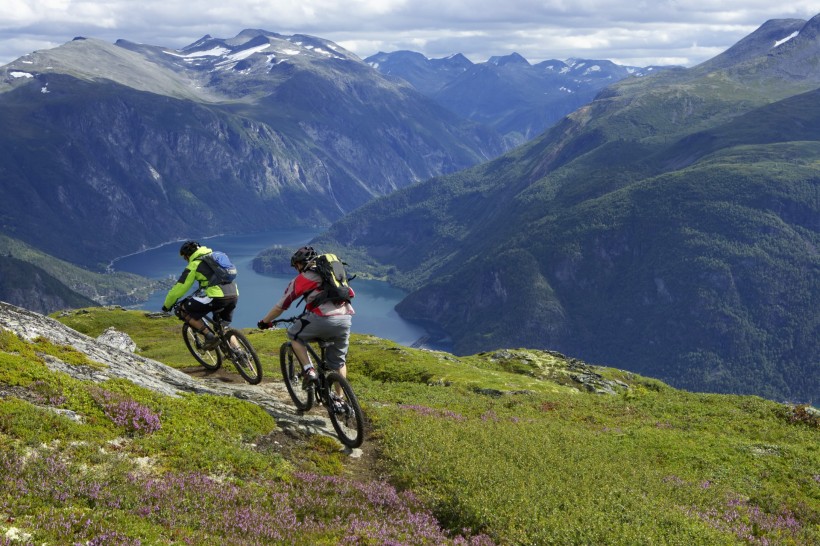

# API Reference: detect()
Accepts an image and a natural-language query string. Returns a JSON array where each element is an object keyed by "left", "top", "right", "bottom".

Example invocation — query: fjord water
[{"left": 111, "top": 230, "right": 432, "bottom": 348}]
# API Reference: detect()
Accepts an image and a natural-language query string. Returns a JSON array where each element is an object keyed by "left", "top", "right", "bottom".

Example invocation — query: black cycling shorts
[{"left": 179, "top": 296, "right": 238, "bottom": 323}]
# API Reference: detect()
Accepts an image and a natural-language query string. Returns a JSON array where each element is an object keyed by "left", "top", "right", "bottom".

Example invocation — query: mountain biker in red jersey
[
  {"left": 257, "top": 246, "right": 355, "bottom": 388},
  {"left": 162, "top": 240, "right": 238, "bottom": 349}
]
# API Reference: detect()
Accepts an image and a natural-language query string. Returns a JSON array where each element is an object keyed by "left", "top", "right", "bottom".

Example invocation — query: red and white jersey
[{"left": 275, "top": 269, "right": 355, "bottom": 317}]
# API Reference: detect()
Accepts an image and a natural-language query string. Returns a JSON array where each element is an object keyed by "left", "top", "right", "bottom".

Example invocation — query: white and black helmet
[{"left": 290, "top": 246, "right": 316, "bottom": 267}]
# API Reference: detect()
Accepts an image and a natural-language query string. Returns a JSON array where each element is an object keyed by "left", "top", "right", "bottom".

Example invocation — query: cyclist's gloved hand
[
  {"left": 257, "top": 320, "right": 272, "bottom": 330},
  {"left": 161, "top": 305, "right": 170, "bottom": 312}
]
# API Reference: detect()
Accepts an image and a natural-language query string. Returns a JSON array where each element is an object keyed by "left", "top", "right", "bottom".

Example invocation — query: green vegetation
[{"left": 1, "top": 308, "right": 817, "bottom": 544}]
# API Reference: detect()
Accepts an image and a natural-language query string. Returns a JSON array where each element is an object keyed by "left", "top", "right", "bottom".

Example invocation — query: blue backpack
[{"left": 201, "top": 251, "right": 238, "bottom": 285}]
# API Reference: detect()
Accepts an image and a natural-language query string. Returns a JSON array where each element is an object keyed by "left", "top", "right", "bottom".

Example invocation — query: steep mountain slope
[
  {"left": 0, "top": 31, "right": 504, "bottom": 268},
  {"left": 0, "top": 256, "right": 98, "bottom": 313},
  {"left": 315, "top": 16, "right": 820, "bottom": 402},
  {"left": 367, "top": 50, "right": 669, "bottom": 145},
  {"left": 0, "top": 234, "right": 161, "bottom": 306}
]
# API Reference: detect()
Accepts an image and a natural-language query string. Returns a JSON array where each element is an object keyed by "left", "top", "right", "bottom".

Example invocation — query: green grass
[
  {"left": 367, "top": 385, "right": 819, "bottom": 544},
  {"left": 0, "top": 308, "right": 816, "bottom": 544}
]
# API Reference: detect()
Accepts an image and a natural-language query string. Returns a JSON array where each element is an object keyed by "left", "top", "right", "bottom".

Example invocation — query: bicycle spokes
[
  {"left": 280, "top": 342, "right": 314, "bottom": 411},
  {"left": 325, "top": 372, "right": 364, "bottom": 448},
  {"left": 182, "top": 323, "right": 221, "bottom": 371},
  {"left": 223, "top": 330, "right": 262, "bottom": 385}
]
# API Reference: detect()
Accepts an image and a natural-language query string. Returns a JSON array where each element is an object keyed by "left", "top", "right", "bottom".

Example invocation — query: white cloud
[{"left": 0, "top": 1, "right": 817, "bottom": 67}]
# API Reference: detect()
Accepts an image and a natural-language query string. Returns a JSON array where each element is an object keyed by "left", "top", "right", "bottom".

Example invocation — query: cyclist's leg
[
  {"left": 321, "top": 316, "right": 352, "bottom": 388},
  {"left": 178, "top": 298, "right": 213, "bottom": 334},
  {"left": 318, "top": 316, "right": 353, "bottom": 407},
  {"left": 179, "top": 297, "right": 219, "bottom": 348},
  {"left": 213, "top": 296, "right": 239, "bottom": 348},
  {"left": 214, "top": 296, "right": 238, "bottom": 324},
  {"left": 294, "top": 315, "right": 352, "bottom": 394},
  {"left": 286, "top": 317, "right": 315, "bottom": 369}
]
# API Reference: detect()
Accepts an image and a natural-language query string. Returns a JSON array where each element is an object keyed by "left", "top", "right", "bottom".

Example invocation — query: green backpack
[{"left": 310, "top": 253, "right": 354, "bottom": 305}]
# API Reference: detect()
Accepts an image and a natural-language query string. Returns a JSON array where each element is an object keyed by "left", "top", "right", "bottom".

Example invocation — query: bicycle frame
[
  {"left": 177, "top": 302, "right": 262, "bottom": 385},
  {"left": 273, "top": 317, "right": 364, "bottom": 448},
  {"left": 291, "top": 339, "right": 333, "bottom": 398}
]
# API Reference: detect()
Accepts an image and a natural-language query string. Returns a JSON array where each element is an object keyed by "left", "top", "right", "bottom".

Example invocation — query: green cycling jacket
[{"left": 162, "top": 245, "right": 238, "bottom": 309}]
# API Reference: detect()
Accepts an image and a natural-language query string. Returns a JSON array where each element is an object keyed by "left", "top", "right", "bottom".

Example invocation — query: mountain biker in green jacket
[{"left": 162, "top": 241, "right": 239, "bottom": 349}]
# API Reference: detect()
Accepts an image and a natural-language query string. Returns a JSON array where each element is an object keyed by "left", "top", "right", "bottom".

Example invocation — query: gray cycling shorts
[{"left": 287, "top": 313, "right": 352, "bottom": 370}]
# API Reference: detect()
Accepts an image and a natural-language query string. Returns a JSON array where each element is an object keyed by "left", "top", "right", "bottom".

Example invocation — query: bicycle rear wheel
[
  {"left": 325, "top": 372, "right": 364, "bottom": 448},
  {"left": 280, "top": 342, "right": 313, "bottom": 411},
  {"left": 182, "top": 323, "right": 222, "bottom": 370},
  {"left": 224, "top": 330, "right": 262, "bottom": 385}
]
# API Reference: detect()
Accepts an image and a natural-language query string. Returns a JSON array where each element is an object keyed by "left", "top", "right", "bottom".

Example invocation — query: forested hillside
[{"left": 311, "top": 16, "right": 820, "bottom": 403}]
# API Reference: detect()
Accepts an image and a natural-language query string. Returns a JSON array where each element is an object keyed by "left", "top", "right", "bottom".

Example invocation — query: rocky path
[{"left": 184, "top": 366, "right": 365, "bottom": 457}]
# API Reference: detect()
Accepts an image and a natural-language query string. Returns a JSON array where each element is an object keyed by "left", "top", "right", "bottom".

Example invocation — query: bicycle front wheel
[
  {"left": 325, "top": 372, "right": 364, "bottom": 448},
  {"left": 182, "top": 323, "right": 222, "bottom": 370},
  {"left": 280, "top": 342, "right": 313, "bottom": 411},
  {"left": 224, "top": 330, "right": 262, "bottom": 385}
]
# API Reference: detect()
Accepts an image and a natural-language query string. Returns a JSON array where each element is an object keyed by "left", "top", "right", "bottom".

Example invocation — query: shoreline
[{"left": 106, "top": 234, "right": 226, "bottom": 272}]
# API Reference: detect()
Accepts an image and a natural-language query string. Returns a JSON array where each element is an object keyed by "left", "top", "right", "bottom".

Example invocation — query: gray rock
[{"left": 96, "top": 326, "right": 137, "bottom": 352}]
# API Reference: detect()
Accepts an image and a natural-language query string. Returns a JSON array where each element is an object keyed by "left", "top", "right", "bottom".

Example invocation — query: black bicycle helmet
[
  {"left": 290, "top": 246, "right": 317, "bottom": 267},
  {"left": 179, "top": 240, "right": 200, "bottom": 258}
]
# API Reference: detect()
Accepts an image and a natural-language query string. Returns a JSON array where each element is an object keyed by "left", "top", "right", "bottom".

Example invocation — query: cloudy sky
[{"left": 1, "top": 1, "right": 817, "bottom": 68}]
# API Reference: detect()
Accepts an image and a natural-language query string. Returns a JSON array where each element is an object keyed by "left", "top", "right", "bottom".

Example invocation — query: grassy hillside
[{"left": 0, "top": 307, "right": 816, "bottom": 544}]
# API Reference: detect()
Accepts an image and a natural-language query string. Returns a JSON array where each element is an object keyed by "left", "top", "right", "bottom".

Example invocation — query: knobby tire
[
  {"left": 182, "top": 323, "right": 222, "bottom": 370},
  {"left": 279, "top": 342, "right": 314, "bottom": 411},
  {"left": 224, "top": 329, "right": 262, "bottom": 385},
  {"left": 325, "top": 371, "right": 364, "bottom": 448}
]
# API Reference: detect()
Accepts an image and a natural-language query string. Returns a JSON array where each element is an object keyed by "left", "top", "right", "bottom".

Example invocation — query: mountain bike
[
  {"left": 272, "top": 317, "right": 364, "bottom": 448},
  {"left": 177, "top": 301, "right": 262, "bottom": 385}
]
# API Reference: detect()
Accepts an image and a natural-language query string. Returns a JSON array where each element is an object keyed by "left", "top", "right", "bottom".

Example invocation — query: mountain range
[
  {"left": 1, "top": 17, "right": 817, "bottom": 402},
  {"left": 365, "top": 50, "right": 670, "bottom": 146},
  {"left": 0, "top": 30, "right": 505, "bottom": 269},
  {"left": 309, "top": 15, "right": 820, "bottom": 403}
]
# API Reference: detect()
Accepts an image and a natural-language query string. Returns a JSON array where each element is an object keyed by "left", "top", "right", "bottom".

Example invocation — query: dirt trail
[{"left": 179, "top": 365, "right": 382, "bottom": 480}]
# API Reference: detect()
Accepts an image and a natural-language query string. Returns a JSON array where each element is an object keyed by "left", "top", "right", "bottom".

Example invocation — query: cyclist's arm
[
  {"left": 259, "top": 274, "right": 317, "bottom": 323},
  {"left": 260, "top": 304, "right": 283, "bottom": 324},
  {"left": 163, "top": 264, "right": 198, "bottom": 309}
]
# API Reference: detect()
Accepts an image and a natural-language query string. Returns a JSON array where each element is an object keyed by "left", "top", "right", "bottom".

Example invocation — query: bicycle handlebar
[
  {"left": 257, "top": 316, "right": 299, "bottom": 330},
  {"left": 272, "top": 317, "right": 298, "bottom": 326}
]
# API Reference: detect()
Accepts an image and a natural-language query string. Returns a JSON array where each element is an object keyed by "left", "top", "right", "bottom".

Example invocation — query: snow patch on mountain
[{"left": 774, "top": 31, "right": 800, "bottom": 48}]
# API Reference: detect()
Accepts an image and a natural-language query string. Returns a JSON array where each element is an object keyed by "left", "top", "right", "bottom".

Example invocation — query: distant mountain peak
[
  {"left": 487, "top": 52, "right": 530, "bottom": 67},
  {"left": 795, "top": 12, "right": 820, "bottom": 40},
  {"left": 227, "top": 29, "right": 280, "bottom": 46},
  {"left": 694, "top": 17, "right": 807, "bottom": 71},
  {"left": 184, "top": 34, "right": 214, "bottom": 51}
]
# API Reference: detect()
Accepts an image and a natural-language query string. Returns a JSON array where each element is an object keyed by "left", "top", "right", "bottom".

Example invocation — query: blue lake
[{"left": 111, "top": 230, "right": 440, "bottom": 349}]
